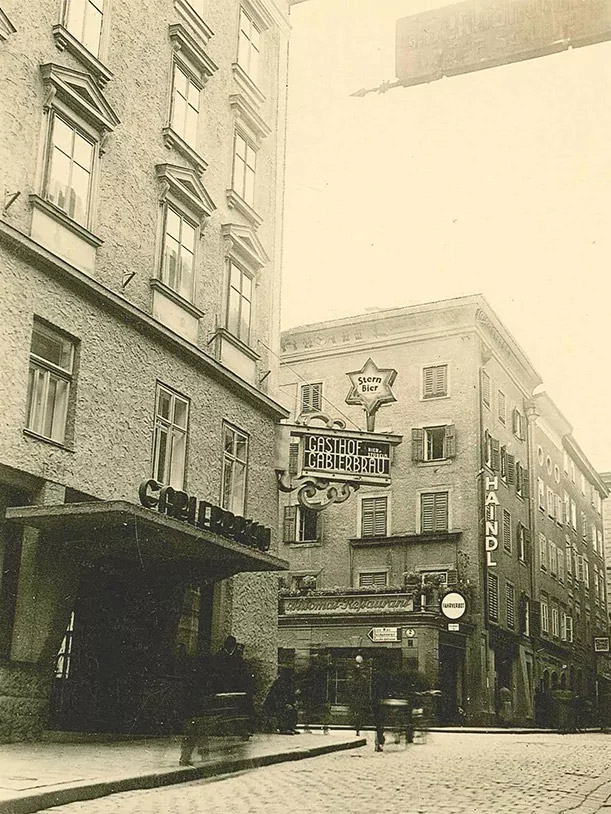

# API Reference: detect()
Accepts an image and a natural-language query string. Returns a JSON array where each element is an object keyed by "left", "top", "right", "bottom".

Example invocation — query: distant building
[
  {"left": 0, "top": 0, "right": 290, "bottom": 740},
  {"left": 277, "top": 296, "right": 609, "bottom": 726}
]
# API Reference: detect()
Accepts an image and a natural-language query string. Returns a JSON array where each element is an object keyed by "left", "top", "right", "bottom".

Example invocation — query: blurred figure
[
  {"left": 300, "top": 653, "right": 330, "bottom": 734},
  {"left": 262, "top": 667, "right": 300, "bottom": 734},
  {"left": 348, "top": 655, "right": 370, "bottom": 736}
]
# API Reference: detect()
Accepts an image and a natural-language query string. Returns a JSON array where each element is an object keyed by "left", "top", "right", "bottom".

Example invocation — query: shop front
[{"left": 5, "top": 496, "right": 288, "bottom": 737}]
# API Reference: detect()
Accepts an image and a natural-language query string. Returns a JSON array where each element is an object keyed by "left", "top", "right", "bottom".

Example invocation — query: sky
[{"left": 280, "top": 0, "right": 611, "bottom": 471}]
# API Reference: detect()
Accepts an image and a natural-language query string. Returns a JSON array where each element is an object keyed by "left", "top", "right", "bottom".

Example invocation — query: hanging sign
[{"left": 346, "top": 358, "right": 397, "bottom": 432}]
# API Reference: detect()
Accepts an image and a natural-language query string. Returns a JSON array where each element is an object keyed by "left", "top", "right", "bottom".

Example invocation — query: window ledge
[
  {"left": 30, "top": 194, "right": 104, "bottom": 248},
  {"left": 150, "top": 278, "right": 205, "bottom": 319},
  {"left": 52, "top": 25, "right": 113, "bottom": 87},
  {"left": 421, "top": 394, "right": 450, "bottom": 402},
  {"left": 23, "top": 428, "right": 75, "bottom": 452},
  {"left": 162, "top": 127, "right": 208, "bottom": 175},
  {"left": 416, "top": 459, "right": 453, "bottom": 467},
  {"left": 226, "top": 189, "right": 263, "bottom": 228},
  {"left": 283, "top": 541, "right": 322, "bottom": 548},
  {"left": 174, "top": 0, "right": 214, "bottom": 46},
  {"left": 350, "top": 531, "right": 462, "bottom": 547},
  {"left": 214, "top": 326, "right": 260, "bottom": 361},
  {"left": 232, "top": 62, "right": 265, "bottom": 107}
]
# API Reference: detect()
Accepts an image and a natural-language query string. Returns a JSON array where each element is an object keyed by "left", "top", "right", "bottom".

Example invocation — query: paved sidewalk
[{"left": 0, "top": 730, "right": 366, "bottom": 814}]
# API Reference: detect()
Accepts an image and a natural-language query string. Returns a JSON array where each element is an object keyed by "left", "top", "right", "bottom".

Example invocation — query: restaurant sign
[
  {"left": 301, "top": 433, "right": 392, "bottom": 482},
  {"left": 282, "top": 594, "right": 414, "bottom": 616},
  {"left": 139, "top": 479, "right": 272, "bottom": 552}
]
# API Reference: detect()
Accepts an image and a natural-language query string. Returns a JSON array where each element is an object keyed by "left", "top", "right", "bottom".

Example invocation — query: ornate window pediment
[
  {"left": 169, "top": 23, "right": 218, "bottom": 84},
  {"left": 156, "top": 163, "right": 215, "bottom": 223},
  {"left": 0, "top": 7, "right": 16, "bottom": 40},
  {"left": 40, "top": 63, "right": 120, "bottom": 133},
  {"left": 230, "top": 93, "right": 270, "bottom": 143},
  {"left": 222, "top": 222, "right": 268, "bottom": 270}
]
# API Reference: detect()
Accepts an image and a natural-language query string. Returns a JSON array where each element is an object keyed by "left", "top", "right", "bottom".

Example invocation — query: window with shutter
[
  {"left": 359, "top": 571, "right": 388, "bottom": 588},
  {"left": 411, "top": 427, "right": 425, "bottom": 461},
  {"left": 298, "top": 507, "right": 320, "bottom": 542},
  {"left": 507, "top": 454, "right": 515, "bottom": 485},
  {"left": 445, "top": 424, "right": 456, "bottom": 458},
  {"left": 288, "top": 441, "right": 300, "bottom": 475},
  {"left": 420, "top": 491, "right": 449, "bottom": 533},
  {"left": 506, "top": 582, "right": 515, "bottom": 628},
  {"left": 521, "top": 467, "right": 529, "bottom": 497},
  {"left": 361, "top": 496, "right": 387, "bottom": 537},
  {"left": 488, "top": 573, "right": 499, "bottom": 622},
  {"left": 540, "top": 599, "right": 549, "bottom": 633},
  {"left": 482, "top": 370, "right": 491, "bottom": 407},
  {"left": 283, "top": 505, "right": 297, "bottom": 542},
  {"left": 503, "top": 509, "right": 511, "bottom": 553},
  {"left": 500, "top": 446, "right": 507, "bottom": 481},
  {"left": 491, "top": 438, "right": 500, "bottom": 471},
  {"left": 300, "top": 382, "right": 322, "bottom": 413},
  {"left": 538, "top": 478, "right": 545, "bottom": 510},
  {"left": 555, "top": 494, "right": 563, "bottom": 525},
  {"left": 422, "top": 364, "right": 448, "bottom": 399},
  {"left": 498, "top": 391, "right": 506, "bottom": 424},
  {"left": 539, "top": 533, "right": 547, "bottom": 571},
  {"left": 424, "top": 426, "right": 446, "bottom": 461}
]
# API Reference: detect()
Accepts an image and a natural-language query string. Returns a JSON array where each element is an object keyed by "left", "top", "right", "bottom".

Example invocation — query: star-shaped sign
[{"left": 345, "top": 358, "right": 398, "bottom": 415}]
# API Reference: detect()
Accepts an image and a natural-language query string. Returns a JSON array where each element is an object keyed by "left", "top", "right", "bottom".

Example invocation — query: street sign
[
  {"left": 367, "top": 627, "right": 401, "bottom": 643},
  {"left": 404, "top": 628, "right": 416, "bottom": 638},
  {"left": 594, "top": 637, "right": 610, "bottom": 653},
  {"left": 440, "top": 591, "right": 467, "bottom": 620},
  {"left": 448, "top": 623, "right": 460, "bottom": 632}
]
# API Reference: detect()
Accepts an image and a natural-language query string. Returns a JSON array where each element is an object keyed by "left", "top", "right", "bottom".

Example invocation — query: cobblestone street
[{"left": 41, "top": 732, "right": 611, "bottom": 814}]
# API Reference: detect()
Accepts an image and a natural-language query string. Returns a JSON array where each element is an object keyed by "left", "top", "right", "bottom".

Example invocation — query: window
[
  {"left": 420, "top": 491, "right": 449, "bottom": 533},
  {"left": 44, "top": 113, "right": 95, "bottom": 227},
  {"left": 291, "top": 574, "right": 318, "bottom": 593},
  {"left": 282, "top": 505, "right": 320, "bottom": 543},
  {"left": 152, "top": 384, "right": 189, "bottom": 489},
  {"left": 237, "top": 6, "right": 261, "bottom": 84},
  {"left": 26, "top": 321, "right": 75, "bottom": 444},
  {"left": 549, "top": 541, "right": 557, "bottom": 577},
  {"left": 538, "top": 478, "right": 545, "bottom": 511},
  {"left": 232, "top": 130, "right": 256, "bottom": 208},
  {"left": 596, "top": 528, "right": 603, "bottom": 557},
  {"left": 503, "top": 509, "right": 511, "bottom": 553},
  {"left": 283, "top": 506, "right": 320, "bottom": 543},
  {"left": 540, "top": 597, "right": 549, "bottom": 633},
  {"left": 482, "top": 370, "right": 491, "bottom": 408},
  {"left": 422, "top": 364, "right": 448, "bottom": 399},
  {"left": 412, "top": 425, "right": 456, "bottom": 462},
  {"left": 513, "top": 408, "right": 525, "bottom": 440},
  {"left": 498, "top": 391, "right": 506, "bottom": 424},
  {"left": 160, "top": 205, "right": 196, "bottom": 301},
  {"left": 581, "top": 512, "right": 587, "bottom": 541},
  {"left": 583, "top": 557, "right": 590, "bottom": 591},
  {"left": 563, "top": 450, "right": 569, "bottom": 475},
  {"left": 483, "top": 431, "right": 499, "bottom": 471},
  {"left": 570, "top": 460, "right": 575, "bottom": 483},
  {"left": 64, "top": 0, "right": 104, "bottom": 57},
  {"left": 563, "top": 492, "right": 569, "bottom": 525},
  {"left": 300, "top": 382, "right": 322, "bottom": 413},
  {"left": 565, "top": 614, "right": 574, "bottom": 643},
  {"left": 555, "top": 494, "right": 563, "bottom": 525},
  {"left": 55, "top": 611, "right": 75, "bottom": 680},
  {"left": 170, "top": 63, "right": 200, "bottom": 147},
  {"left": 551, "top": 605, "right": 559, "bottom": 638},
  {"left": 516, "top": 462, "right": 528, "bottom": 498},
  {"left": 539, "top": 533, "right": 547, "bottom": 571},
  {"left": 506, "top": 582, "right": 515, "bottom": 629},
  {"left": 570, "top": 500, "right": 577, "bottom": 530},
  {"left": 557, "top": 547, "right": 564, "bottom": 582},
  {"left": 226, "top": 261, "right": 253, "bottom": 343},
  {"left": 546, "top": 487, "right": 555, "bottom": 518},
  {"left": 361, "top": 496, "right": 387, "bottom": 537},
  {"left": 500, "top": 446, "right": 507, "bottom": 481},
  {"left": 359, "top": 571, "right": 388, "bottom": 588},
  {"left": 221, "top": 423, "right": 248, "bottom": 515},
  {"left": 488, "top": 572, "right": 499, "bottom": 622},
  {"left": 581, "top": 473, "right": 586, "bottom": 495},
  {"left": 565, "top": 539, "right": 573, "bottom": 578},
  {"left": 517, "top": 524, "right": 530, "bottom": 563}
]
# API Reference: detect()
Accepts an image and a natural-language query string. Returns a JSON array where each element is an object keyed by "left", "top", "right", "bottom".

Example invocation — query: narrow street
[{"left": 42, "top": 732, "right": 611, "bottom": 814}]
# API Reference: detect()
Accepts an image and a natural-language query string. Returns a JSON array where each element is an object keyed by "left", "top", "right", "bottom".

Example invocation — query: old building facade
[
  {"left": 0, "top": 0, "right": 290, "bottom": 740},
  {"left": 277, "top": 296, "right": 609, "bottom": 726}
]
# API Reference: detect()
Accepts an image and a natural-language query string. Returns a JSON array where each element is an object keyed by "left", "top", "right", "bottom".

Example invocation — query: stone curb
[{"left": 0, "top": 737, "right": 366, "bottom": 814}]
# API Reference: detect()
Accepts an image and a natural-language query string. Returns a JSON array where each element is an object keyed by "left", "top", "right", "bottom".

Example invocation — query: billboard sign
[{"left": 396, "top": 0, "right": 611, "bottom": 88}]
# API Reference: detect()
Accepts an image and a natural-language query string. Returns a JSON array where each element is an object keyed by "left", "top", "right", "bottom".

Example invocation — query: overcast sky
[{"left": 281, "top": 0, "right": 611, "bottom": 471}]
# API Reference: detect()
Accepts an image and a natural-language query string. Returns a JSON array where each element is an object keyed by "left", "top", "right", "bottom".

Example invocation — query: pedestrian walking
[
  {"left": 348, "top": 656, "right": 370, "bottom": 736},
  {"left": 261, "top": 667, "right": 300, "bottom": 734}
]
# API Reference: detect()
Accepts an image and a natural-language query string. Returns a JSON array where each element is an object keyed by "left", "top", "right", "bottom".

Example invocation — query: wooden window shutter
[
  {"left": 421, "top": 493, "right": 435, "bottom": 532},
  {"left": 288, "top": 441, "right": 299, "bottom": 475},
  {"left": 482, "top": 370, "right": 491, "bottom": 405},
  {"left": 435, "top": 365, "right": 447, "bottom": 395},
  {"left": 522, "top": 467, "right": 529, "bottom": 496},
  {"left": 487, "top": 573, "right": 499, "bottom": 621},
  {"left": 445, "top": 425, "right": 456, "bottom": 458},
  {"left": 312, "top": 383, "right": 322, "bottom": 411},
  {"left": 283, "top": 505, "right": 297, "bottom": 542},
  {"left": 512, "top": 408, "right": 518, "bottom": 435},
  {"left": 411, "top": 428, "right": 425, "bottom": 461},
  {"left": 506, "top": 454, "right": 515, "bottom": 485},
  {"left": 447, "top": 569, "right": 458, "bottom": 586},
  {"left": 423, "top": 367, "right": 435, "bottom": 398},
  {"left": 361, "top": 497, "right": 387, "bottom": 537},
  {"left": 503, "top": 509, "right": 511, "bottom": 552},
  {"left": 491, "top": 438, "right": 500, "bottom": 471}
]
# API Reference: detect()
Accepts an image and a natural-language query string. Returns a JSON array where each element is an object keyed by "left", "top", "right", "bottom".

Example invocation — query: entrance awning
[{"left": 5, "top": 500, "right": 288, "bottom": 579}]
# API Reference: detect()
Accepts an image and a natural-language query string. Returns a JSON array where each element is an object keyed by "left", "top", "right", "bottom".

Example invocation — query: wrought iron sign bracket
[{"left": 277, "top": 470, "right": 360, "bottom": 511}]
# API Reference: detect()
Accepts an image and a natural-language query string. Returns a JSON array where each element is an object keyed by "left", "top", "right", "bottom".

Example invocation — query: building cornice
[{"left": 0, "top": 219, "right": 288, "bottom": 420}]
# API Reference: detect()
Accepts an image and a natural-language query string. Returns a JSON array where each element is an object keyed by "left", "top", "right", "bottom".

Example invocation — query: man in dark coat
[{"left": 262, "top": 667, "right": 299, "bottom": 734}]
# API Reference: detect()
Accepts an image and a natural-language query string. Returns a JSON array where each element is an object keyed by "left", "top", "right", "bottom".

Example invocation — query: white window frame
[
  {"left": 226, "top": 259, "right": 254, "bottom": 344},
  {"left": 159, "top": 203, "right": 198, "bottom": 303},
  {"left": 539, "top": 533, "right": 547, "bottom": 572},
  {"left": 152, "top": 383, "right": 189, "bottom": 490},
  {"left": 420, "top": 363, "right": 449, "bottom": 401},
  {"left": 297, "top": 505, "right": 320, "bottom": 543},
  {"left": 358, "top": 493, "right": 390, "bottom": 538},
  {"left": 62, "top": 0, "right": 107, "bottom": 59},
  {"left": 551, "top": 605, "right": 559, "bottom": 638},
  {"left": 26, "top": 320, "right": 75, "bottom": 445},
  {"left": 236, "top": 5, "right": 262, "bottom": 86},
  {"left": 540, "top": 598, "right": 549, "bottom": 633},
  {"left": 221, "top": 422, "right": 249, "bottom": 516},
  {"left": 169, "top": 61, "right": 201, "bottom": 148},
  {"left": 232, "top": 128, "right": 257, "bottom": 208}
]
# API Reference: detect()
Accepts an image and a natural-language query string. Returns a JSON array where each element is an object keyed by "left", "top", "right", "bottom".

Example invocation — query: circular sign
[{"left": 440, "top": 591, "right": 467, "bottom": 620}]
